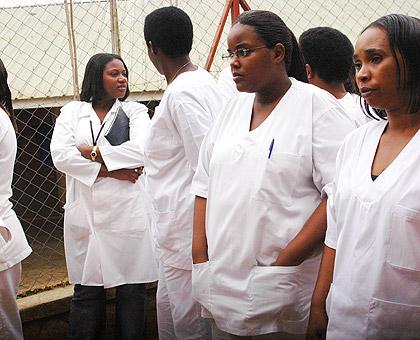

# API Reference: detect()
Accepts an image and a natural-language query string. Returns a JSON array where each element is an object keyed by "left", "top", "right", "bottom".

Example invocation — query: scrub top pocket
[
  {"left": 366, "top": 298, "right": 420, "bottom": 339},
  {"left": 249, "top": 264, "right": 304, "bottom": 322},
  {"left": 387, "top": 205, "right": 420, "bottom": 272},
  {"left": 253, "top": 152, "right": 302, "bottom": 207}
]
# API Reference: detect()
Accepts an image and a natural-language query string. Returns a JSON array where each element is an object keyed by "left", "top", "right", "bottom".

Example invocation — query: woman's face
[
  {"left": 227, "top": 23, "right": 276, "bottom": 93},
  {"left": 353, "top": 27, "right": 405, "bottom": 112},
  {"left": 102, "top": 58, "right": 128, "bottom": 100}
]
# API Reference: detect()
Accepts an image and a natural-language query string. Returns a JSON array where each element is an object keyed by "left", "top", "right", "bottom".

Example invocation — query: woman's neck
[
  {"left": 250, "top": 76, "right": 292, "bottom": 131},
  {"left": 92, "top": 98, "right": 115, "bottom": 122},
  {"left": 386, "top": 107, "right": 420, "bottom": 134},
  {"left": 255, "top": 76, "right": 292, "bottom": 107},
  {"left": 163, "top": 56, "right": 196, "bottom": 84}
]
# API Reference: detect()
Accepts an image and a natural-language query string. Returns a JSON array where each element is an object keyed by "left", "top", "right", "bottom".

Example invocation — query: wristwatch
[{"left": 90, "top": 146, "right": 98, "bottom": 161}]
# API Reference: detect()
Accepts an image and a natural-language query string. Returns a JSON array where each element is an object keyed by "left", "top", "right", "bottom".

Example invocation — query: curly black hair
[
  {"left": 144, "top": 6, "right": 193, "bottom": 58},
  {"left": 299, "top": 27, "right": 354, "bottom": 84}
]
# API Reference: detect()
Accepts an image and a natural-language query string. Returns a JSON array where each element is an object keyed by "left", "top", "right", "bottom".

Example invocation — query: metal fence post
[{"left": 64, "top": 0, "right": 80, "bottom": 100}]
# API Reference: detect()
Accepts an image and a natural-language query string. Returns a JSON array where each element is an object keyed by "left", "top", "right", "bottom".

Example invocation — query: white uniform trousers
[
  {"left": 0, "top": 263, "right": 23, "bottom": 340},
  {"left": 157, "top": 262, "right": 211, "bottom": 340}
]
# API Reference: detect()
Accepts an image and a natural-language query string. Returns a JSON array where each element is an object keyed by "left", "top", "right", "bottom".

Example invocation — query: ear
[
  {"left": 147, "top": 41, "right": 158, "bottom": 55},
  {"left": 305, "top": 64, "right": 312, "bottom": 80},
  {"left": 272, "top": 43, "right": 286, "bottom": 64}
]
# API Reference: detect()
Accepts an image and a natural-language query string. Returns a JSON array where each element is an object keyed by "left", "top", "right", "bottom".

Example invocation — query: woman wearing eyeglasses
[{"left": 191, "top": 10, "right": 356, "bottom": 338}]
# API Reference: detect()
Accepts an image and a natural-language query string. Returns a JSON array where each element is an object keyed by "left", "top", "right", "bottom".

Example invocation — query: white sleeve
[
  {"left": 100, "top": 102, "right": 150, "bottom": 171},
  {"left": 324, "top": 140, "right": 347, "bottom": 249},
  {"left": 190, "top": 127, "right": 215, "bottom": 199},
  {"left": 50, "top": 102, "right": 101, "bottom": 187},
  {"left": 324, "top": 183, "right": 338, "bottom": 249},
  {"left": 0, "top": 217, "right": 5, "bottom": 227},
  {"left": 312, "top": 107, "right": 355, "bottom": 193},
  {"left": 170, "top": 96, "right": 214, "bottom": 172}
]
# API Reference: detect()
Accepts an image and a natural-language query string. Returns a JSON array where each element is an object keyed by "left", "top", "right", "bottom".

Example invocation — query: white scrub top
[
  {"left": 50, "top": 100, "right": 158, "bottom": 288},
  {"left": 0, "top": 108, "right": 32, "bottom": 271},
  {"left": 144, "top": 67, "right": 223, "bottom": 271},
  {"left": 325, "top": 120, "right": 420, "bottom": 339},
  {"left": 191, "top": 78, "right": 357, "bottom": 336},
  {"left": 338, "top": 92, "right": 370, "bottom": 127}
]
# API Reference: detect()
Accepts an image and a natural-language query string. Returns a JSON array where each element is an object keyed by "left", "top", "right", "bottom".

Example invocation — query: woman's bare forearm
[
  {"left": 192, "top": 196, "right": 209, "bottom": 264},
  {"left": 274, "top": 198, "right": 327, "bottom": 266}
]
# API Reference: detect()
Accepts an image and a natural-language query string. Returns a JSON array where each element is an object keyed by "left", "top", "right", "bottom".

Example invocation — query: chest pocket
[
  {"left": 253, "top": 152, "right": 302, "bottom": 207},
  {"left": 387, "top": 205, "right": 420, "bottom": 272}
]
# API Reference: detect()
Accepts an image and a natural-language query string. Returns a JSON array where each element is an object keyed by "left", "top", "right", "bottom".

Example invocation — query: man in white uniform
[
  {"left": 299, "top": 27, "right": 369, "bottom": 127},
  {"left": 143, "top": 7, "right": 223, "bottom": 340}
]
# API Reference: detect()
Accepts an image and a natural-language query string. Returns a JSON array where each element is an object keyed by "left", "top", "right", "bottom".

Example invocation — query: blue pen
[{"left": 268, "top": 138, "right": 274, "bottom": 159}]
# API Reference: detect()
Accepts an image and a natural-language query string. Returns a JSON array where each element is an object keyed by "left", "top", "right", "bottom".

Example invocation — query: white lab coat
[
  {"left": 0, "top": 108, "right": 32, "bottom": 272},
  {"left": 50, "top": 100, "right": 158, "bottom": 288},
  {"left": 144, "top": 67, "right": 223, "bottom": 270},
  {"left": 325, "top": 120, "right": 420, "bottom": 339},
  {"left": 191, "top": 79, "right": 356, "bottom": 336},
  {"left": 338, "top": 92, "right": 370, "bottom": 127}
]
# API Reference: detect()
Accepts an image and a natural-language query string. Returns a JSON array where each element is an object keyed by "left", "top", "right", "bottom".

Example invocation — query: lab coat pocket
[
  {"left": 249, "top": 265, "right": 303, "bottom": 322},
  {"left": 192, "top": 261, "right": 211, "bottom": 312},
  {"left": 64, "top": 200, "right": 88, "bottom": 231},
  {"left": 253, "top": 153, "right": 302, "bottom": 207},
  {"left": 0, "top": 226, "right": 12, "bottom": 260},
  {"left": 366, "top": 298, "right": 420, "bottom": 339},
  {"left": 98, "top": 191, "right": 147, "bottom": 232},
  {"left": 387, "top": 205, "right": 420, "bottom": 272}
]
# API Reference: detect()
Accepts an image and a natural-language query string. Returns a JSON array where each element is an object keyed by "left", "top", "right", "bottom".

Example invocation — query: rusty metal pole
[
  {"left": 205, "top": 0, "right": 251, "bottom": 71},
  {"left": 231, "top": 0, "right": 240, "bottom": 22},
  {"left": 205, "top": 0, "right": 233, "bottom": 71}
]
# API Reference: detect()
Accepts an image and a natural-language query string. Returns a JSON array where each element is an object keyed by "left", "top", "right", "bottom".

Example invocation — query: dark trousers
[{"left": 68, "top": 283, "right": 147, "bottom": 340}]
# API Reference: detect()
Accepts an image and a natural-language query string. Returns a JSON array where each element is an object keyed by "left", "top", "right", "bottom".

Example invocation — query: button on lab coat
[
  {"left": 325, "top": 120, "right": 420, "bottom": 339},
  {"left": 50, "top": 100, "right": 157, "bottom": 288},
  {"left": 191, "top": 79, "right": 357, "bottom": 336},
  {"left": 0, "top": 108, "right": 32, "bottom": 271}
]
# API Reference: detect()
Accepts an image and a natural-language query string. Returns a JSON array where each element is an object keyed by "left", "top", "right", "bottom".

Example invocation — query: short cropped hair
[
  {"left": 299, "top": 27, "right": 354, "bottom": 83},
  {"left": 144, "top": 6, "right": 193, "bottom": 58},
  {"left": 80, "top": 53, "right": 129, "bottom": 102}
]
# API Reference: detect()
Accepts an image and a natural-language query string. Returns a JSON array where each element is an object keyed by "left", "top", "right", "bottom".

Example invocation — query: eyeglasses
[{"left": 221, "top": 46, "right": 268, "bottom": 59}]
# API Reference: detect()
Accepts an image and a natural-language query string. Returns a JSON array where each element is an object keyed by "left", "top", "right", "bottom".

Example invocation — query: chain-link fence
[{"left": 0, "top": 0, "right": 418, "bottom": 295}]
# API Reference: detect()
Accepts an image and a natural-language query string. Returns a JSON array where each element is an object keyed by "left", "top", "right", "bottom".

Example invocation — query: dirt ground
[{"left": 19, "top": 234, "right": 68, "bottom": 296}]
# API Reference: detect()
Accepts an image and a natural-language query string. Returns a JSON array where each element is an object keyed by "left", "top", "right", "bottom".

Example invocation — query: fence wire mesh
[{"left": 0, "top": 0, "right": 418, "bottom": 295}]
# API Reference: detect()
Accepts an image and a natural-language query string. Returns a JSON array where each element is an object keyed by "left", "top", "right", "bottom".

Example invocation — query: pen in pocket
[{"left": 268, "top": 139, "right": 274, "bottom": 159}]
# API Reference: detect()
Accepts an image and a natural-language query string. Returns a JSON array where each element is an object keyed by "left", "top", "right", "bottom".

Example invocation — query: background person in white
[
  {"left": 299, "top": 26, "right": 369, "bottom": 127},
  {"left": 191, "top": 10, "right": 356, "bottom": 339},
  {"left": 0, "top": 58, "right": 32, "bottom": 340},
  {"left": 50, "top": 53, "right": 157, "bottom": 339},
  {"left": 143, "top": 6, "right": 223, "bottom": 340},
  {"left": 307, "top": 14, "right": 420, "bottom": 340}
]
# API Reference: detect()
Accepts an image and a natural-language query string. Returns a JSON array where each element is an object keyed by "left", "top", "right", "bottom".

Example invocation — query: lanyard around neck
[{"left": 90, "top": 120, "right": 107, "bottom": 146}]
